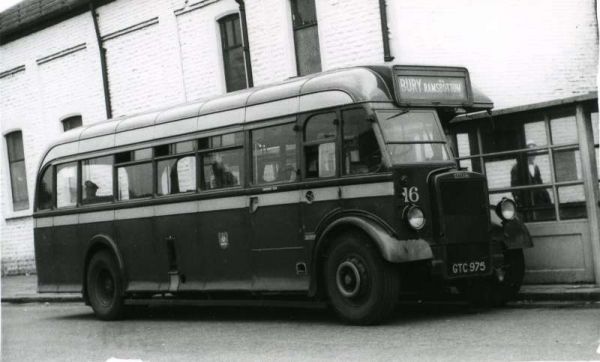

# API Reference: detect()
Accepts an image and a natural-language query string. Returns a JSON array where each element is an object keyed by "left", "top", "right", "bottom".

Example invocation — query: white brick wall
[{"left": 0, "top": 0, "right": 597, "bottom": 274}]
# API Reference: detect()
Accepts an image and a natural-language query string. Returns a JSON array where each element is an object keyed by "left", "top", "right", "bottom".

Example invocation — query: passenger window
[
  {"left": 342, "top": 109, "right": 382, "bottom": 174},
  {"left": 82, "top": 156, "right": 113, "bottom": 205},
  {"left": 199, "top": 132, "right": 243, "bottom": 190},
  {"left": 202, "top": 150, "right": 242, "bottom": 189},
  {"left": 304, "top": 112, "right": 336, "bottom": 178},
  {"left": 252, "top": 124, "right": 297, "bottom": 184},
  {"left": 56, "top": 162, "right": 77, "bottom": 208},
  {"left": 116, "top": 149, "right": 152, "bottom": 200},
  {"left": 158, "top": 156, "right": 197, "bottom": 195},
  {"left": 37, "top": 166, "right": 54, "bottom": 210}
]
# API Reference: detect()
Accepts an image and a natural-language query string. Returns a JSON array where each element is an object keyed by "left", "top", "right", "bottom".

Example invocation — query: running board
[{"left": 124, "top": 298, "right": 328, "bottom": 309}]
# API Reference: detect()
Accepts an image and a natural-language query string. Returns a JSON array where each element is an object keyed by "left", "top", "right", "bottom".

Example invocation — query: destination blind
[{"left": 395, "top": 74, "right": 469, "bottom": 105}]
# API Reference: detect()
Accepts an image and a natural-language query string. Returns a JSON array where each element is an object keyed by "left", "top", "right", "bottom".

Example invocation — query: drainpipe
[
  {"left": 235, "top": 0, "right": 254, "bottom": 88},
  {"left": 90, "top": 0, "right": 113, "bottom": 119},
  {"left": 378, "top": 0, "right": 394, "bottom": 62}
]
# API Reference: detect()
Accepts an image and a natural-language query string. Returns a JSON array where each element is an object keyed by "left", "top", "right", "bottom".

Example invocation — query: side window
[
  {"left": 156, "top": 141, "right": 197, "bottom": 196},
  {"left": 200, "top": 132, "right": 243, "bottom": 190},
  {"left": 304, "top": 112, "right": 336, "bottom": 178},
  {"left": 56, "top": 162, "right": 77, "bottom": 208},
  {"left": 82, "top": 156, "right": 114, "bottom": 205},
  {"left": 252, "top": 124, "right": 297, "bottom": 184},
  {"left": 116, "top": 149, "right": 153, "bottom": 200},
  {"left": 342, "top": 108, "right": 382, "bottom": 175},
  {"left": 37, "top": 166, "right": 54, "bottom": 210}
]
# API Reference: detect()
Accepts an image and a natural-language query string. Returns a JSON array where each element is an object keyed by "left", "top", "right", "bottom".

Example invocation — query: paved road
[{"left": 2, "top": 302, "right": 600, "bottom": 361}]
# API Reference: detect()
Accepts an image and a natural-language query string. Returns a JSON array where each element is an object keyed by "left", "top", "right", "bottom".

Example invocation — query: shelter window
[
  {"left": 56, "top": 162, "right": 77, "bottom": 208},
  {"left": 116, "top": 149, "right": 153, "bottom": 200},
  {"left": 219, "top": 14, "right": 248, "bottom": 92},
  {"left": 342, "top": 108, "right": 382, "bottom": 174},
  {"left": 37, "top": 166, "right": 53, "bottom": 210},
  {"left": 5, "top": 131, "right": 29, "bottom": 210},
  {"left": 291, "top": 0, "right": 322, "bottom": 76},
  {"left": 200, "top": 132, "right": 243, "bottom": 190},
  {"left": 82, "top": 156, "right": 113, "bottom": 205},
  {"left": 61, "top": 116, "right": 82, "bottom": 132},
  {"left": 252, "top": 124, "right": 297, "bottom": 184}
]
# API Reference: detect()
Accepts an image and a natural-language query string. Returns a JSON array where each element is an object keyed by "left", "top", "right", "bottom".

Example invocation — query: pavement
[{"left": 2, "top": 274, "right": 600, "bottom": 304}]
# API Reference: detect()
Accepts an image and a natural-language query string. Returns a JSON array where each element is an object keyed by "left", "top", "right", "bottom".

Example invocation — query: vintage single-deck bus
[{"left": 34, "top": 65, "right": 532, "bottom": 324}]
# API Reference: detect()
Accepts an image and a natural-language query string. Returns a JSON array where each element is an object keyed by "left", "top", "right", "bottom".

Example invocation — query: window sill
[{"left": 4, "top": 209, "right": 33, "bottom": 221}]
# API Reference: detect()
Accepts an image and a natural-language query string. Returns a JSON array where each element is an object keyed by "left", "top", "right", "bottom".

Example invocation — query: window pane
[
  {"left": 456, "top": 133, "right": 474, "bottom": 157},
  {"left": 507, "top": 152, "right": 551, "bottom": 187},
  {"left": 253, "top": 124, "right": 297, "bottom": 184},
  {"left": 38, "top": 166, "right": 53, "bottom": 210},
  {"left": 203, "top": 150, "right": 242, "bottom": 189},
  {"left": 223, "top": 46, "right": 247, "bottom": 92},
  {"left": 56, "top": 162, "right": 77, "bottom": 208},
  {"left": 6, "top": 131, "right": 24, "bottom": 161},
  {"left": 387, "top": 144, "right": 449, "bottom": 164},
  {"left": 485, "top": 157, "right": 516, "bottom": 189},
  {"left": 294, "top": 26, "right": 321, "bottom": 76},
  {"left": 306, "top": 142, "right": 336, "bottom": 178},
  {"left": 10, "top": 160, "right": 29, "bottom": 210},
  {"left": 306, "top": 112, "right": 336, "bottom": 142},
  {"left": 343, "top": 109, "right": 382, "bottom": 174},
  {"left": 117, "top": 163, "right": 152, "bottom": 200},
  {"left": 62, "top": 116, "right": 82, "bottom": 131},
  {"left": 515, "top": 187, "right": 556, "bottom": 222},
  {"left": 134, "top": 148, "right": 152, "bottom": 161},
  {"left": 378, "top": 111, "right": 445, "bottom": 143},
  {"left": 553, "top": 149, "right": 582, "bottom": 182},
  {"left": 459, "top": 158, "right": 472, "bottom": 171},
  {"left": 175, "top": 141, "right": 195, "bottom": 154},
  {"left": 558, "top": 185, "right": 587, "bottom": 220},
  {"left": 524, "top": 121, "right": 547, "bottom": 147},
  {"left": 550, "top": 114, "right": 578, "bottom": 144},
  {"left": 292, "top": 0, "right": 317, "bottom": 26},
  {"left": 158, "top": 156, "right": 197, "bottom": 195},
  {"left": 82, "top": 156, "right": 113, "bottom": 205}
]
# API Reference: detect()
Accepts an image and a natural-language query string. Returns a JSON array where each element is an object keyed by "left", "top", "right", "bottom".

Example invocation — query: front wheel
[
  {"left": 325, "top": 233, "right": 400, "bottom": 325},
  {"left": 86, "top": 251, "right": 125, "bottom": 320}
]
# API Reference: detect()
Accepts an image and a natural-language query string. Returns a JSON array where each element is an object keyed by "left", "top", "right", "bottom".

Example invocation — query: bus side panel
[
  {"left": 115, "top": 217, "right": 161, "bottom": 292},
  {"left": 53, "top": 223, "right": 82, "bottom": 292},
  {"left": 154, "top": 213, "right": 199, "bottom": 291},
  {"left": 341, "top": 196, "right": 397, "bottom": 231},
  {"left": 34, "top": 226, "right": 57, "bottom": 292},
  {"left": 198, "top": 208, "right": 252, "bottom": 290}
]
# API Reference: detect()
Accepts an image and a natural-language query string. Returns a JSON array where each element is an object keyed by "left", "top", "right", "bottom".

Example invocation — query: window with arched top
[
  {"left": 62, "top": 115, "right": 82, "bottom": 131},
  {"left": 5, "top": 131, "right": 29, "bottom": 210}
]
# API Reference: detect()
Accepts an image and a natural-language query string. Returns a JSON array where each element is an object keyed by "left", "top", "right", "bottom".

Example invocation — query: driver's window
[
  {"left": 304, "top": 112, "right": 337, "bottom": 178},
  {"left": 342, "top": 108, "right": 382, "bottom": 174}
]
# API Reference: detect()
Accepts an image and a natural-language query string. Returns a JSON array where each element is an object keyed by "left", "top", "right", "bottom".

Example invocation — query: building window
[
  {"left": 219, "top": 14, "right": 248, "bottom": 92},
  {"left": 291, "top": 0, "right": 322, "bottom": 76},
  {"left": 62, "top": 116, "right": 82, "bottom": 131},
  {"left": 5, "top": 131, "right": 29, "bottom": 210}
]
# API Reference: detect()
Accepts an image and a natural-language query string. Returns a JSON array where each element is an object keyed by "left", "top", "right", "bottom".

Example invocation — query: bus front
[{"left": 371, "top": 66, "right": 525, "bottom": 302}]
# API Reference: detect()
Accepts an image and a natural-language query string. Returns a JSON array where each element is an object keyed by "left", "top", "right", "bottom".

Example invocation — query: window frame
[
  {"left": 81, "top": 155, "right": 115, "bottom": 206},
  {"left": 290, "top": 0, "right": 322, "bottom": 76},
  {"left": 154, "top": 141, "right": 198, "bottom": 197},
  {"left": 5, "top": 130, "right": 29, "bottom": 211},
  {"left": 250, "top": 121, "right": 299, "bottom": 186},
  {"left": 61, "top": 115, "right": 82, "bottom": 132},
  {"left": 300, "top": 110, "right": 341, "bottom": 180},
  {"left": 199, "top": 131, "right": 245, "bottom": 191},
  {"left": 218, "top": 13, "right": 248, "bottom": 92},
  {"left": 115, "top": 149, "right": 154, "bottom": 202}
]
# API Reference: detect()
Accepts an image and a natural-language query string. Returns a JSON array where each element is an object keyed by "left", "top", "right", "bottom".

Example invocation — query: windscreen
[{"left": 376, "top": 109, "right": 450, "bottom": 164}]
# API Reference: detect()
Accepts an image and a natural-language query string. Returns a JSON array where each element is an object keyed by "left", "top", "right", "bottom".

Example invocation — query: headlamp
[
  {"left": 404, "top": 205, "right": 426, "bottom": 230},
  {"left": 496, "top": 198, "right": 516, "bottom": 221}
]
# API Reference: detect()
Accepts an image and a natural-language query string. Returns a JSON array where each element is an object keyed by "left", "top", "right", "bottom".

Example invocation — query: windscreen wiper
[{"left": 385, "top": 109, "right": 410, "bottom": 120}]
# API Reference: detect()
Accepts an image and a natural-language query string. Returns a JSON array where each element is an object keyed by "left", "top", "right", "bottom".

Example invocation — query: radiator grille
[{"left": 439, "top": 178, "right": 488, "bottom": 244}]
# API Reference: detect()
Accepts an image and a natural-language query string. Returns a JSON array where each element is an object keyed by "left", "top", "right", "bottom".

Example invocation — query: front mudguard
[{"left": 489, "top": 207, "right": 533, "bottom": 250}]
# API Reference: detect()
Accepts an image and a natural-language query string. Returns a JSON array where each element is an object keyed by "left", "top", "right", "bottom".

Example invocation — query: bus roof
[{"left": 39, "top": 65, "right": 493, "bottom": 169}]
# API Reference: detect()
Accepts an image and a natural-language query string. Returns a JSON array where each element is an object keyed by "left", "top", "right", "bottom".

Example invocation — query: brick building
[{"left": 1, "top": 0, "right": 598, "bottom": 282}]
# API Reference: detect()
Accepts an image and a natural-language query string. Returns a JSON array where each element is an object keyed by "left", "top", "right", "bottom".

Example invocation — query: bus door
[
  {"left": 299, "top": 111, "right": 343, "bottom": 266},
  {"left": 248, "top": 122, "right": 308, "bottom": 291}
]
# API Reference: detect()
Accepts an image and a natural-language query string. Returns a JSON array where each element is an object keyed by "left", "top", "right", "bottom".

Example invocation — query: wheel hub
[{"left": 336, "top": 260, "right": 362, "bottom": 298}]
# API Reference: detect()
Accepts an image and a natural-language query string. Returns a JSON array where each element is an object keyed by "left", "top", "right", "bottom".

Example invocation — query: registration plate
[{"left": 449, "top": 260, "right": 487, "bottom": 276}]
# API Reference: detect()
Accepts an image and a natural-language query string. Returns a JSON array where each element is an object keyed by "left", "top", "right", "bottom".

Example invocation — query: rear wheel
[
  {"left": 86, "top": 251, "right": 125, "bottom": 320},
  {"left": 325, "top": 233, "right": 400, "bottom": 325}
]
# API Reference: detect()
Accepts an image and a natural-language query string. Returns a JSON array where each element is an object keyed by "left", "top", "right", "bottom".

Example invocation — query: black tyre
[
  {"left": 325, "top": 233, "right": 400, "bottom": 325},
  {"left": 86, "top": 251, "right": 125, "bottom": 320},
  {"left": 490, "top": 249, "right": 525, "bottom": 306}
]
